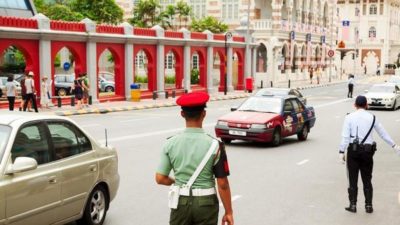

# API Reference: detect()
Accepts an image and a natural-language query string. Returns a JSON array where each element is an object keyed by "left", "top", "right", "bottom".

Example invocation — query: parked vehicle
[
  {"left": 386, "top": 75, "right": 400, "bottom": 86},
  {"left": 99, "top": 71, "right": 114, "bottom": 82},
  {"left": 215, "top": 95, "right": 316, "bottom": 146},
  {"left": 365, "top": 83, "right": 400, "bottom": 110},
  {"left": 0, "top": 113, "right": 119, "bottom": 225},
  {"left": 255, "top": 87, "right": 307, "bottom": 105},
  {"left": 98, "top": 77, "right": 115, "bottom": 92},
  {"left": 54, "top": 74, "right": 74, "bottom": 96}
]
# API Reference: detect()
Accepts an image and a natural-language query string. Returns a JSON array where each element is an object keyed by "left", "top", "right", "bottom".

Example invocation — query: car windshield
[
  {"left": 369, "top": 85, "right": 395, "bottom": 93},
  {"left": 238, "top": 97, "right": 282, "bottom": 113},
  {"left": 0, "top": 125, "right": 11, "bottom": 163}
]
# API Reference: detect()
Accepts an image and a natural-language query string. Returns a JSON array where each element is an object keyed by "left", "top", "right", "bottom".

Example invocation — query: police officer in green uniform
[{"left": 156, "top": 92, "right": 234, "bottom": 225}]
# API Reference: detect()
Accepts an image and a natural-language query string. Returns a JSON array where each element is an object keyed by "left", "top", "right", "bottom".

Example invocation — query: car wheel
[
  {"left": 77, "top": 185, "right": 109, "bottom": 225},
  {"left": 105, "top": 86, "right": 114, "bottom": 92},
  {"left": 297, "top": 124, "right": 309, "bottom": 141},
  {"left": 221, "top": 138, "right": 232, "bottom": 144},
  {"left": 271, "top": 127, "right": 282, "bottom": 147},
  {"left": 57, "top": 88, "right": 67, "bottom": 96}
]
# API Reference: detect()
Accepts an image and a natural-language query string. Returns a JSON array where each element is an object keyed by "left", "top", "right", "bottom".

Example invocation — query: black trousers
[
  {"left": 346, "top": 147, "right": 374, "bottom": 205},
  {"left": 347, "top": 84, "right": 354, "bottom": 98},
  {"left": 23, "top": 93, "right": 38, "bottom": 112},
  {"left": 7, "top": 96, "right": 15, "bottom": 111}
]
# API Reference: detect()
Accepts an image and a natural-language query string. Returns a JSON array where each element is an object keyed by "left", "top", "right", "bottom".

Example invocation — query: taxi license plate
[{"left": 229, "top": 130, "right": 246, "bottom": 136}]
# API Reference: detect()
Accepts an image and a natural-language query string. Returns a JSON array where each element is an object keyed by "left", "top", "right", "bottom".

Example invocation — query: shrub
[
  {"left": 190, "top": 69, "right": 199, "bottom": 84},
  {"left": 165, "top": 76, "right": 175, "bottom": 84},
  {"left": 135, "top": 75, "right": 148, "bottom": 83}
]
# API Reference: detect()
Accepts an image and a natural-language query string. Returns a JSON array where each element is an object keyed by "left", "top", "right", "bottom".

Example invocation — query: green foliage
[
  {"left": 165, "top": 76, "right": 175, "bottom": 84},
  {"left": 54, "top": 54, "right": 61, "bottom": 67},
  {"left": 45, "top": 4, "right": 84, "bottom": 21},
  {"left": 190, "top": 16, "right": 228, "bottom": 34},
  {"left": 135, "top": 76, "right": 148, "bottom": 83},
  {"left": 190, "top": 69, "right": 199, "bottom": 84},
  {"left": 129, "top": 0, "right": 161, "bottom": 28},
  {"left": 175, "top": 1, "right": 192, "bottom": 29}
]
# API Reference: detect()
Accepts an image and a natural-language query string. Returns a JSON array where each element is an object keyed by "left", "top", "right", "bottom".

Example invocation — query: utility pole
[{"left": 329, "top": 0, "right": 335, "bottom": 82}]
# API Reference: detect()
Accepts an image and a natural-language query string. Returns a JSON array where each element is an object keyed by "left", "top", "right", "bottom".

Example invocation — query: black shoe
[
  {"left": 365, "top": 205, "right": 373, "bottom": 213},
  {"left": 345, "top": 204, "right": 357, "bottom": 213}
]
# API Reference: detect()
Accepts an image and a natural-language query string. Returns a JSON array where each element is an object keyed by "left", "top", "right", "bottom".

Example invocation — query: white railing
[{"left": 253, "top": 19, "right": 273, "bottom": 30}]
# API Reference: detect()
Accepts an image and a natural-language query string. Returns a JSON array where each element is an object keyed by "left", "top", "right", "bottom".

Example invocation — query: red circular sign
[{"left": 328, "top": 50, "right": 335, "bottom": 57}]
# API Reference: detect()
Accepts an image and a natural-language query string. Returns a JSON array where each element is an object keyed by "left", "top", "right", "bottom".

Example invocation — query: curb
[{"left": 54, "top": 93, "right": 252, "bottom": 116}]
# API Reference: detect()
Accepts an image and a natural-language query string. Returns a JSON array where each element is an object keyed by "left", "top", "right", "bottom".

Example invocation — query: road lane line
[
  {"left": 314, "top": 98, "right": 352, "bottom": 109},
  {"left": 101, "top": 122, "right": 215, "bottom": 143},
  {"left": 220, "top": 195, "right": 242, "bottom": 207},
  {"left": 297, "top": 159, "right": 309, "bottom": 166},
  {"left": 81, "top": 124, "right": 101, "bottom": 128}
]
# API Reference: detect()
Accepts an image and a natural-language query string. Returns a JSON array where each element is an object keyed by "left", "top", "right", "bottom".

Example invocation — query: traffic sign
[
  {"left": 290, "top": 31, "right": 295, "bottom": 40},
  {"left": 63, "top": 62, "right": 71, "bottom": 71},
  {"left": 328, "top": 50, "right": 335, "bottom": 58},
  {"left": 342, "top": 20, "right": 350, "bottom": 26},
  {"left": 306, "top": 33, "right": 311, "bottom": 42}
]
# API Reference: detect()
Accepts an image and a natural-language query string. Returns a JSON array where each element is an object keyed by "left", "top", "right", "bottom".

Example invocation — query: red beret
[{"left": 176, "top": 92, "right": 210, "bottom": 107}]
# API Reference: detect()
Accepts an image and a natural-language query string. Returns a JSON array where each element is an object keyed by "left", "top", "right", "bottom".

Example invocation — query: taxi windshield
[
  {"left": 369, "top": 85, "right": 395, "bottom": 93},
  {"left": 0, "top": 125, "right": 11, "bottom": 164},
  {"left": 238, "top": 97, "right": 282, "bottom": 113}
]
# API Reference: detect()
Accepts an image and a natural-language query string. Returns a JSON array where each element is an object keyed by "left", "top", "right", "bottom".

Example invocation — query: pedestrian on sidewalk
[
  {"left": 40, "top": 76, "right": 50, "bottom": 109},
  {"left": 309, "top": 67, "right": 314, "bottom": 84},
  {"left": 347, "top": 74, "right": 355, "bottom": 98},
  {"left": 80, "top": 73, "right": 90, "bottom": 107},
  {"left": 316, "top": 66, "right": 322, "bottom": 84},
  {"left": 5, "top": 75, "right": 17, "bottom": 111},
  {"left": 338, "top": 96, "right": 400, "bottom": 214},
  {"left": 72, "top": 76, "right": 83, "bottom": 110},
  {"left": 156, "top": 92, "right": 233, "bottom": 225},
  {"left": 19, "top": 72, "right": 31, "bottom": 111},
  {"left": 23, "top": 71, "right": 38, "bottom": 113}
]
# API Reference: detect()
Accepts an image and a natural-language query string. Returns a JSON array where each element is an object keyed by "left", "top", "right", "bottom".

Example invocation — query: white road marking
[
  {"left": 314, "top": 98, "right": 352, "bottom": 109},
  {"left": 81, "top": 124, "right": 101, "bottom": 128},
  {"left": 101, "top": 122, "right": 215, "bottom": 143},
  {"left": 297, "top": 159, "right": 309, "bottom": 166},
  {"left": 220, "top": 195, "right": 242, "bottom": 207}
]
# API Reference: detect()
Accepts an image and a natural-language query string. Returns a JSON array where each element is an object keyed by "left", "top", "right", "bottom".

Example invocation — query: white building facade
[{"left": 337, "top": 0, "right": 400, "bottom": 75}]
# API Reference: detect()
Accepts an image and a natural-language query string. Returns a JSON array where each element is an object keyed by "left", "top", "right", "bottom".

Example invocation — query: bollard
[
  {"left": 89, "top": 96, "right": 92, "bottom": 105},
  {"left": 57, "top": 97, "right": 61, "bottom": 108},
  {"left": 71, "top": 96, "right": 75, "bottom": 106},
  {"left": 172, "top": 90, "right": 176, "bottom": 98},
  {"left": 184, "top": 89, "right": 188, "bottom": 94},
  {"left": 152, "top": 91, "right": 157, "bottom": 100},
  {"left": 260, "top": 80, "right": 263, "bottom": 88},
  {"left": 165, "top": 91, "right": 169, "bottom": 99},
  {"left": 270, "top": 81, "right": 273, "bottom": 87},
  {"left": 288, "top": 79, "right": 291, "bottom": 88}
]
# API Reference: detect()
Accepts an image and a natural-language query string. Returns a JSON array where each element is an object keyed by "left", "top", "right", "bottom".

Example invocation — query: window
[
  {"left": 165, "top": 52, "right": 175, "bottom": 69},
  {"left": 380, "top": 3, "right": 383, "bottom": 15},
  {"left": 47, "top": 122, "right": 92, "bottom": 160},
  {"left": 12, "top": 123, "right": 50, "bottom": 165},
  {"left": 222, "top": 0, "right": 239, "bottom": 20},
  {"left": 189, "top": 0, "right": 206, "bottom": 19},
  {"left": 135, "top": 51, "right": 147, "bottom": 70},
  {"left": 290, "top": 99, "right": 304, "bottom": 113},
  {"left": 284, "top": 100, "right": 294, "bottom": 112},
  {"left": 363, "top": 4, "right": 366, "bottom": 15},
  {"left": 192, "top": 53, "right": 199, "bottom": 70},
  {"left": 369, "top": 26, "right": 376, "bottom": 38},
  {"left": 369, "top": 4, "right": 377, "bottom": 15}
]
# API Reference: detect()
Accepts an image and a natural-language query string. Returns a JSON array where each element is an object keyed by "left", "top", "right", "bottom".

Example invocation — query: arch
[
  {"left": 51, "top": 41, "right": 86, "bottom": 78},
  {"left": 323, "top": 2, "right": 328, "bottom": 27},
  {"left": 315, "top": 44, "right": 321, "bottom": 67},
  {"left": 301, "top": 44, "right": 307, "bottom": 71},
  {"left": 282, "top": 42, "right": 289, "bottom": 71},
  {"left": 191, "top": 47, "right": 207, "bottom": 88},
  {"left": 214, "top": 47, "right": 226, "bottom": 92},
  {"left": 292, "top": 44, "right": 298, "bottom": 72},
  {"left": 256, "top": 43, "right": 267, "bottom": 73},
  {"left": 0, "top": 39, "right": 39, "bottom": 94},
  {"left": 97, "top": 43, "right": 125, "bottom": 100},
  {"left": 164, "top": 46, "right": 183, "bottom": 90},
  {"left": 233, "top": 48, "right": 245, "bottom": 90},
  {"left": 134, "top": 45, "right": 157, "bottom": 93}
]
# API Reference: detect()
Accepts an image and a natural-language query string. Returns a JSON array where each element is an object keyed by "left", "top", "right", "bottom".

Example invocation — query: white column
[
  {"left": 179, "top": 28, "right": 191, "bottom": 92},
  {"left": 81, "top": 18, "right": 98, "bottom": 103},
  {"left": 203, "top": 30, "right": 214, "bottom": 93},
  {"left": 152, "top": 25, "right": 166, "bottom": 98},
  {"left": 122, "top": 22, "right": 134, "bottom": 100},
  {"left": 227, "top": 46, "right": 234, "bottom": 92},
  {"left": 252, "top": 47, "right": 257, "bottom": 82},
  {"left": 245, "top": 36, "right": 252, "bottom": 78}
]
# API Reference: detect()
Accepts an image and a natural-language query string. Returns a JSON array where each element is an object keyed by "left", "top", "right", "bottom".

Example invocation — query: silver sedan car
[
  {"left": 0, "top": 113, "right": 119, "bottom": 225},
  {"left": 365, "top": 83, "right": 400, "bottom": 110}
]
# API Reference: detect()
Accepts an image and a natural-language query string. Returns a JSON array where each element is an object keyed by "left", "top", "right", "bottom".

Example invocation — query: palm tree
[
  {"left": 176, "top": 1, "right": 191, "bottom": 29},
  {"left": 130, "top": 0, "right": 160, "bottom": 28},
  {"left": 164, "top": 5, "right": 176, "bottom": 30}
]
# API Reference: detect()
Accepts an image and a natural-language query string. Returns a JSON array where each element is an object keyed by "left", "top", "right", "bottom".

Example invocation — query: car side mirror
[
  {"left": 6, "top": 157, "right": 37, "bottom": 174},
  {"left": 231, "top": 106, "right": 238, "bottom": 112}
]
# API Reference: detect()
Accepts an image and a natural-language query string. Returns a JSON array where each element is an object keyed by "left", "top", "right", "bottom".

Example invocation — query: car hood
[
  {"left": 218, "top": 111, "right": 280, "bottom": 123},
  {"left": 365, "top": 92, "right": 396, "bottom": 98}
]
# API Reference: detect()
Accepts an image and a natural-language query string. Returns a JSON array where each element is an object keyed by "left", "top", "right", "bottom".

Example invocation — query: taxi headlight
[
  {"left": 217, "top": 121, "right": 228, "bottom": 126},
  {"left": 251, "top": 124, "right": 267, "bottom": 129}
]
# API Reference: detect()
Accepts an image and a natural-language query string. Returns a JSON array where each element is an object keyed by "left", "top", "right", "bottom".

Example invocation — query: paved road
[{"left": 69, "top": 82, "right": 400, "bottom": 225}]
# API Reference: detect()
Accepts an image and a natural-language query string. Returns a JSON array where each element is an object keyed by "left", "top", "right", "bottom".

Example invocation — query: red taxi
[{"left": 215, "top": 95, "right": 316, "bottom": 146}]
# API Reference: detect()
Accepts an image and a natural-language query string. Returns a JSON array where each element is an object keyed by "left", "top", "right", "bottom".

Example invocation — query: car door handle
[
  {"left": 48, "top": 176, "right": 57, "bottom": 184},
  {"left": 89, "top": 165, "right": 97, "bottom": 172}
]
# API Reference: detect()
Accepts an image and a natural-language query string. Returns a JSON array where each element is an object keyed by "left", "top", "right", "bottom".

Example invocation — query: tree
[
  {"left": 176, "top": 1, "right": 191, "bottom": 29},
  {"left": 190, "top": 16, "right": 228, "bottom": 34},
  {"left": 70, "top": 0, "right": 124, "bottom": 24},
  {"left": 129, "top": 0, "right": 161, "bottom": 28},
  {"left": 44, "top": 4, "right": 84, "bottom": 21}
]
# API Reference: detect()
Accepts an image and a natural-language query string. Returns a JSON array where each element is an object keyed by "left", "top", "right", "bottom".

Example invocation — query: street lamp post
[{"left": 224, "top": 32, "right": 232, "bottom": 95}]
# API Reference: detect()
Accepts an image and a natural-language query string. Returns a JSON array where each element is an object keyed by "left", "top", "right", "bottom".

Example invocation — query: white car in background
[{"left": 365, "top": 83, "right": 400, "bottom": 110}]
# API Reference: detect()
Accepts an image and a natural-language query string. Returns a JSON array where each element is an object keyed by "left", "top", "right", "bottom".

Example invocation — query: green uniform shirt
[{"left": 157, "top": 128, "right": 221, "bottom": 189}]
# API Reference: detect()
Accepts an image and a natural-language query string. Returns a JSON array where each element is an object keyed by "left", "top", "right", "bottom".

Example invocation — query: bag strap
[
  {"left": 186, "top": 139, "right": 219, "bottom": 188},
  {"left": 361, "top": 115, "right": 375, "bottom": 144}
]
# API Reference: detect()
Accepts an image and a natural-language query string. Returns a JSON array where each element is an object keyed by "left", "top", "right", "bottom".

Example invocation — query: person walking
[
  {"left": 339, "top": 96, "right": 400, "bottom": 213},
  {"left": 347, "top": 75, "right": 355, "bottom": 98},
  {"left": 23, "top": 71, "right": 38, "bottom": 113},
  {"left": 156, "top": 92, "right": 233, "bottom": 225},
  {"left": 80, "top": 73, "right": 90, "bottom": 107},
  {"left": 309, "top": 67, "right": 314, "bottom": 84},
  {"left": 316, "top": 67, "right": 321, "bottom": 84},
  {"left": 19, "top": 73, "right": 29, "bottom": 111},
  {"left": 40, "top": 76, "right": 50, "bottom": 109},
  {"left": 72, "top": 76, "right": 83, "bottom": 110},
  {"left": 5, "top": 76, "right": 17, "bottom": 111}
]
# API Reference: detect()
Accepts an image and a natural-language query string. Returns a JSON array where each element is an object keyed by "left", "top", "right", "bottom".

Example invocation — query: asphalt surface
[{"left": 66, "top": 80, "right": 400, "bottom": 225}]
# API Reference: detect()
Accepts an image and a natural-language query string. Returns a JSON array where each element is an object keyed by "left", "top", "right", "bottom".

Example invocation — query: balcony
[{"left": 252, "top": 19, "right": 328, "bottom": 36}]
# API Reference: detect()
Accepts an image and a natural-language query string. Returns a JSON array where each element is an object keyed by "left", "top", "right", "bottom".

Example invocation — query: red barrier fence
[
  {"left": 96, "top": 25, "right": 124, "bottom": 34},
  {"left": 165, "top": 31, "right": 183, "bottom": 39},
  {"left": 134, "top": 28, "right": 157, "bottom": 37},
  {"left": 0, "top": 16, "right": 38, "bottom": 29},
  {"left": 190, "top": 32, "right": 207, "bottom": 40},
  {"left": 50, "top": 20, "right": 85, "bottom": 32}
]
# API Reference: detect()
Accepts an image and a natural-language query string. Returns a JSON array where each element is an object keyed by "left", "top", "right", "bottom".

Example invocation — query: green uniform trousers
[{"left": 170, "top": 194, "right": 219, "bottom": 225}]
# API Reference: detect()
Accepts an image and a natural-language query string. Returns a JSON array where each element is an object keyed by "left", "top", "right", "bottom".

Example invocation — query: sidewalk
[{"left": 3, "top": 74, "right": 386, "bottom": 117}]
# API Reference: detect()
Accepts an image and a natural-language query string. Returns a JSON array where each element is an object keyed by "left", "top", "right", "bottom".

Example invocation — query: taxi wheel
[
  {"left": 297, "top": 124, "right": 309, "bottom": 141},
  {"left": 221, "top": 138, "right": 232, "bottom": 144},
  {"left": 271, "top": 127, "right": 282, "bottom": 147},
  {"left": 78, "top": 185, "right": 109, "bottom": 225}
]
